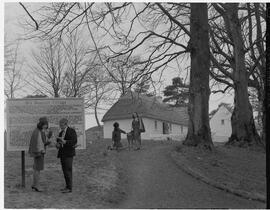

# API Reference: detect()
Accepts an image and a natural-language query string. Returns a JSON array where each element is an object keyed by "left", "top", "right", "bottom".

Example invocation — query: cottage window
[
  {"left": 154, "top": 121, "right": 157, "bottom": 130},
  {"left": 221, "top": 119, "right": 225, "bottom": 125},
  {"left": 169, "top": 124, "right": 172, "bottom": 132}
]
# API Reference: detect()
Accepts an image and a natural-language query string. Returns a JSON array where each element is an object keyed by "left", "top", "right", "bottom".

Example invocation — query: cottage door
[{"left": 162, "top": 122, "right": 169, "bottom": 134}]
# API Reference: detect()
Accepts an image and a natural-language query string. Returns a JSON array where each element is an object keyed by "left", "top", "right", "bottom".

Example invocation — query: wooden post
[{"left": 21, "top": 151, "right": 25, "bottom": 188}]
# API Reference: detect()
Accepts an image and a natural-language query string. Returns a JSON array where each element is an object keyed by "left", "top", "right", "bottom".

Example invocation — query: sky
[{"left": 3, "top": 2, "right": 234, "bottom": 129}]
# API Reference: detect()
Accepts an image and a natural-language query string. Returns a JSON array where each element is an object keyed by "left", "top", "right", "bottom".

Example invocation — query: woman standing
[
  {"left": 28, "top": 117, "right": 51, "bottom": 192},
  {"left": 132, "top": 112, "right": 142, "bottom": 150}
]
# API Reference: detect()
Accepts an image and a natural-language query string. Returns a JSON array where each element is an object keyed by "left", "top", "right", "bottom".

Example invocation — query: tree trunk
[
  {"left": 53, "top": 87, "right": 59, "bottom": 98},
  {"left": 183, "top": 3, "right": 213, "bottom": 149},
  {"left": 224, "top": 4, "right": 262, "bottom": 147},
  {"left": 54, "top": 92, "right": 59, "bottom": 97},
  {"left": 258, "top": 89, "right": 265, "bottom": 146},
  {"left": 94, "top": 102, "right": 101, "bottom": 127}
]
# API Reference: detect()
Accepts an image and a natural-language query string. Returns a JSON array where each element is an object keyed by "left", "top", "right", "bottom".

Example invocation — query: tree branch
[
  {"left": 19, "top": 2, "right": 39, "bottom": 30},
  {"left": 156, "top": 3, "right": 191, "bottom": 37}
]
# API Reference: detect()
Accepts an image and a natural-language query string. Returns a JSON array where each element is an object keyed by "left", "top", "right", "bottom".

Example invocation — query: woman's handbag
[{"left": 139, "top": 118, "right": 145, "bottom": 133}]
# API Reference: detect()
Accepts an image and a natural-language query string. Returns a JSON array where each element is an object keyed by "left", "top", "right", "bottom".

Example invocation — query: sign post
[{"left": 21, "top": 151, "right": 25, "bottom": 187}]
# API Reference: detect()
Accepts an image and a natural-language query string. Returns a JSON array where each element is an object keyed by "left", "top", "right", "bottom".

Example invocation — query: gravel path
[{"left": 116, "top": 142, "right": 265, "bottom": 209}]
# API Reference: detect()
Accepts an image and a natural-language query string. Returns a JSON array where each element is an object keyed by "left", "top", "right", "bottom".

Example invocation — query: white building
[
  {"left": 209, "top": 103, "right": 233, "bottom": 143},
  {"left": 102, "top": 91, "right": 188, "bottom": 141}
]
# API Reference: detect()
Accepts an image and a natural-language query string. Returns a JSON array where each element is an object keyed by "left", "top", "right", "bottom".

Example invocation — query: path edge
[{"left": 170, "top": 151, "right": 266, "bottom": 203}]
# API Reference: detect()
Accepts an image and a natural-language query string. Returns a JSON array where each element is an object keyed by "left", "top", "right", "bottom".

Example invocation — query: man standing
[{"left": 56, "top": 118, "right": 77, "bottom": 193}]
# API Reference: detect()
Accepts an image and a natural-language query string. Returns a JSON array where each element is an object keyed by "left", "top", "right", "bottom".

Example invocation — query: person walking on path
[
  {"left": 28, "top": 117, "right": 52, "bottom": 192},
  {"left": 56, "top": 118, "right": 77, "bottom": 193}
]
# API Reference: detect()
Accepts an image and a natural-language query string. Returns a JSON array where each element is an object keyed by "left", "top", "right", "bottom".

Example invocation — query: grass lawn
[
  {"left": 4, "top": 137, "right": 124, "bottom": 208},
  {"left": 172, "top": 144, "right": 266, "bottom": 201}
]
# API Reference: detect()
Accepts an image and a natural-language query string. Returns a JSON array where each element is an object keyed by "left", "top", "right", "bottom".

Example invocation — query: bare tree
[
  {"left": 84, "top": 63, "right": 115, "bottom": 127},
  {"left": 29, "top": 39, "right": 66, "bottom": 97},
  {"left": 209, "top": 3, "right": 265, "bottom": 116},
  {"left": 4, "top": 41, "right": 25, "bottom": 98},
  {"left": 61, "top": 29, "right": 91, "bottom": 97},
  {"left": 211, "top": 3, "right": 263, "bottom": 147}
]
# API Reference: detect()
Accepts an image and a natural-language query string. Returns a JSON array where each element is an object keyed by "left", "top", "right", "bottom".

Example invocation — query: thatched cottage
[{"left": 101, "top": 91, "right": 188, "bottom": 141}]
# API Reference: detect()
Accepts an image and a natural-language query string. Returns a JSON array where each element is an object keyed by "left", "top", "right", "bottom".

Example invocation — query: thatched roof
[{"left": 102, "top": 91, "right": 188, "bottom": 126}]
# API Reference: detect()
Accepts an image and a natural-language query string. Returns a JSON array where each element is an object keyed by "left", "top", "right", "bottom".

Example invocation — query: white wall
[
  {"left": 171, "top": 123, "right": 187, "bottom": 135},
  {"left": 103, "top": 117, "right": 187, "bottom": 140},
  {"left": 210, "top": 106, "right": 232, "bottom": 142}
]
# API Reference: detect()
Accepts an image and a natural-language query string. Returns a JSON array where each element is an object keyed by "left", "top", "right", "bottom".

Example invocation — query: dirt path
[{"left": 116, "top": 142, "right": 265, "bottom": 209}]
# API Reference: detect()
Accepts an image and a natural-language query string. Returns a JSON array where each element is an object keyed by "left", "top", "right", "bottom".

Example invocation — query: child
[{"left": 112, "top": 122, "right": 126, "bottom": 151}]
